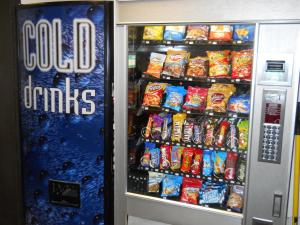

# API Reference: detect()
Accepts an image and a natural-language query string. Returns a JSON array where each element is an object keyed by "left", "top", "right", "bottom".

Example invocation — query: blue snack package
[
  {"left": 233, "top": 25, "right": 255, "bottom": 42},
  {"left": 212, "top": 151, "right": 227, "bottom": 178},
  {"left": 141, "top": 142, "right": 156, "bottom": 167},
  {"left": 164, "top": 26, "right": 186, "bottom": 41},
  {"left": 199, "top": 182, "right": 227, "bottom": 205},
  {"left": 150, "top": 148, "right": 161, "bottom": 169},
  {"left": 227, "top": 95, "right": 250, "bottom": 114},
  {"left": 163, "top": 86, "right": 187, "bottom": 112},
  {"left": 202, "top": 150, "right": 213, "bottom": 176},
  {"left": 161, "top": 174, "right": 183, "bottom": 197}
]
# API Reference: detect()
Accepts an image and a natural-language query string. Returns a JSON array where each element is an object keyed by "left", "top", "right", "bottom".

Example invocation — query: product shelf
[{"left": 141, "top": 40, "right": 254, "bottom": 47}]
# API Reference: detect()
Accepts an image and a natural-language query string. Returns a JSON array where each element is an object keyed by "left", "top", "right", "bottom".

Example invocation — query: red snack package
[
  {"left": 181, "top": 148, "right": 195, "bottom": 173},
  {"left": 183, "top": 86, "right": 209, "bottom": 111},
  {"left": 180, "top": 177, "right": 202, "bottom": 204},
  {"left": 205, "top": 119, "right": 216, "bottom": 146},
  {"left": 160, "top": 145, "right": 171, "bottom": 170},
  {"left": 191, "top": 149, "right": 203, "bottom": 175},
  {"left": 144, "top": 114, "right": 153, "bottom": 138},
  {"left": 215, "top": 120, "right": 230, "bottom": 147},
  {"left": 225, "top": 152, "right": 239, "bottom": 180},
  {"left": 231, "top": 49, "right": 253, "bottom": 80}
]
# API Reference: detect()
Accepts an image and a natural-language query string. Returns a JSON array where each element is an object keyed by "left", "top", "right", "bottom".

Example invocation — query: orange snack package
[
  {"left": 207, "top": 50, "right": 231, "bottom": 78},
  {"left": 209, "top": 25, "right": 233, "bottom": 41},
  {"left": 145, "top": 52, "right": 166, "bottom": 78},
  {"left": 142, "top": 82, "right": 168, "bottom": 107}
]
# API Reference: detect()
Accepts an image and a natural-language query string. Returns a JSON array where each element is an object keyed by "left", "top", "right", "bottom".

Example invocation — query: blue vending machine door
[{"left": 17, "top": 2, "right": 113, "bottom": 225}]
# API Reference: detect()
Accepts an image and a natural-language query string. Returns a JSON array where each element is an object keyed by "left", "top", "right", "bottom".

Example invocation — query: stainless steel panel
[
  {"left": 244, "top": 23, "right": 300, "bottom": 225},
  {"left": 252, "top": 218, "right": 273, "bottom": 225},
  {"left": 114, "top": 25, "right": 128, "bottom": 225},
  {"left": 126, "top": 193, "right": 243, "bottom": 225}
]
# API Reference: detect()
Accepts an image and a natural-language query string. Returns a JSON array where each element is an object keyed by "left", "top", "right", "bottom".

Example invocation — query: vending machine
[
  {"left": 17, "top": 2, "right": 114, "bottom": 225},
  {"left": 114, "top": 23, "right": 300, "bottom": 225}
]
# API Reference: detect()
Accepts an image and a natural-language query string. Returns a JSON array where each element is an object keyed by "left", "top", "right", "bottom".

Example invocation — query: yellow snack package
[
  {"left": 143, "top": 26, "right": 164, "bottom": 41},
  {"left": 171, "top": 113, "right": 187, "bottom": 142}
]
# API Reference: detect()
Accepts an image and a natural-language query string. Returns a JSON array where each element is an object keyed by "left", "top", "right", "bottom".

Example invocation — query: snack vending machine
[{"left": 114, "top": 23, "right": 300, "bottom": 225}]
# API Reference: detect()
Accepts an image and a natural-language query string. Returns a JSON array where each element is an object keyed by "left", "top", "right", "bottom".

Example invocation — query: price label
[
  {"left": 211, "top": 79, "right": 216, "bottom": 83},
  {"left": 144, "top": 107, "right": 149, "bottom": 110},
  {"left": 145, "top": 41, "right": 150, "bottom": 44},
  {"left": 189, "top": 41, "right": 194, "bottom": 45},
  {"left": 187, "top": 144, "right": 191, "bottom": 147},
  {"left": 188, "top": 78, "right": 192, "bottom": 81}
]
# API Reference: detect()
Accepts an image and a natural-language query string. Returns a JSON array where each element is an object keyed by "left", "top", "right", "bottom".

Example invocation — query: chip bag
[
  {"left": 227, "top": 185, "right": 244, "bottom": 212},
  {"left": 227, "top": 95, "right": 250, "bottom": 114},
  {"left": 144, "top": 53, "right": 166, "bottom": 78},
  {"left": 203, "top": 150, "right": 213, "bottom": 176},
  {"left": 185, "top": 25, "right": 209, "bottom": 40},
  {"left": 164, "top": 26, "right": 186, "bottom": 41},
  {"left": 163, "top": 86, "right": 187, "bottom": 112},
  {"left": 207, "top": 50, "right": 231, "bottom": 78},
  {"left": 181, "top": 147, "right": 195, "bottom": 173},
  {"left": 161, "top": 174, "right": 183, "bottom": 197},
  {"left": 212, "top": 151, "right": 227, "bottom": 178},
  {"left": 142, "top": 82, "right": 168, "bottom": 107},
  {"left": 186, "top": 56, "right": 209, "bottom": 77},
  {"left": 162, "top": 50, "right": 190, "bottom": 78},
  {"left": 160, "top": 145, "right": 172, "bottom": 170},
  {"left": 143, "top": 26, "right": 164, "bottom": 41},
  {"left": 172, "top": 113, "right": 187, "bottom": 142},
  {"left": 206, "top": 83, "right": 236, "bottom": 113},
  {"left": 209, "top": 25, "right": 233, "bottom": 41},
  {"left": 141, "top": 142, "right": 155, "bottom": 167},
  {"left": 231, "top": 49, "right": 253, "bottom": 80},
  {"left": 180, "top": 177, "right": 202, "bottom": 204},
  {"left": 233, "top": 24, "right": 255, "bottom": 42},
  {"left": 170, "top": 146, "right": 184, "bottom": 171},
  {"left": 148, "top": 172, "right": 164, "bottom": 193},
  {"left": 191, "top": 149, "right": 203, "bottom": 175},
  {"left": 183, "top": 86, "right": 208, "bottom": 111},
  {"left": 237, "top": 120, "right": 249, "bottom": 150},
  {"left": 199, "top": 182, "right": 227, "bottom": 205}
]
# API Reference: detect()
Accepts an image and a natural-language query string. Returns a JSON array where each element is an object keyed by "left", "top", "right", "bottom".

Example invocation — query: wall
[{"left": 0, "top": 0, "right": 23, "bottom": 224}]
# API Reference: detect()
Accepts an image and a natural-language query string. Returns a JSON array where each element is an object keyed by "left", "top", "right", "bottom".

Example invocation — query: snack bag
[
  {"left": 163, "top": 86, "right": 187, "bottom": 112},
  {"left": 226, "top": 119, "right": 239, "bottom": 150},
  {"left": 215, "top": 120, "right": 230, "bottom": 147},
  {"left": 225, "top": 152, "right": 238, "bottom": 180},
  {"left": 144, "top": 53, "right": 166, "bottom": 78},
  {"left": 162, "top": 50, "right": 190, "bottom": 78},
  {"left": 192, "top": 118, "right": 205, "bottom": 144},
  {"left": 186, "top": 57, "right": 209, "bottom": 77},
  {"left": 205, "top": 118, "right": 217, "bottom": 146},
  {"left": 142, "top": 82, "right": 168, "bottom": 107},
  {"left": 148, "top": 172, "right": 164, "bottom": 193},
  {"left": 206, "top": 83, "right": 236, "bottom": 113},
  {"left": 180, "top": 177, "right": 202, "bottom": 204},
  {"left": 236, "top": 157, "right": 247, "bottom": 182},
  {"left": 212, "top": 151, "right": 227, "bottom": 178},
  {"left": 151, "top": 114, "right": 164, "bottom": 139},
  {"left": 207, "top": 50, "right": 231, "bottom": 78},
  {"left": 164, "top": 26, "right": 186, "bottom": 41},
  {"left": 227, "top": 185, "right": 244, "bottom": 212},
  {"left": 191, "top": 149, "right": 203, "bottom": 175},
  {"left": 150, "top": 148, "right": 160, "bottom": 169},
  {"left": 143, "top": 26, "right": 164, "bottom": 40},
  {"left": 233, "top": 25, "right": 255, "bottom": 42},
  {"left": 182, "top": 118, "right": 195, "bottom": 143},
  {"left": 237, "top": 120, "right": 249, "bottom": 150},
  {"left": 183, "top": 87, "right": 209, "bottom": 111},
  {"left": 202, "top": 150, "right": 213, "bottom": 176},
  {"left": 181, "top": 148, "right": 195, "bottom": 173},
  {"left": 227, "top": 95, "right": 250, "bottom": 114},
  {"left": 172, "top": 113, "right": 187, "bottom": 142},
  {"left": 231, "top": 49, "right": 253, "bottom": 80},
  {"left": 199, "top": 182, "right": 227, "bottom": 205},
  {"left": 160, "top": 145, "right": 172, "bottom": 170},
  {"left": 161, "top": 114, "right": 172, "bottom": 141},
  {"left": 170, "top": 146, "right": 184, "bottom": 171},
  {"left": 185, "top": 25, "right": 209, "bottom": 41},
  {"left": 144, "top": 114, "right": 153, "bottom": 138},
  {"left": 161, "top": 175, "right": 183, "bottom": 197},
  {"left": 209, "top": 25, "right": 233, "bottom": 41},
  {"left": 141, "top": 142, "right": 155, "bottom": 167}
]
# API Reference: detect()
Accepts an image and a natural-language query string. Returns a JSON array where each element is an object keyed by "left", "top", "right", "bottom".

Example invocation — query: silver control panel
[{"left": 258, "top": 90, "right": 286, "bottom": 163}]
